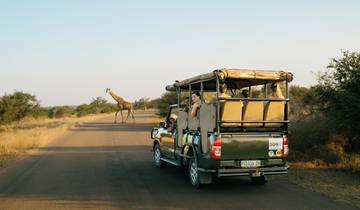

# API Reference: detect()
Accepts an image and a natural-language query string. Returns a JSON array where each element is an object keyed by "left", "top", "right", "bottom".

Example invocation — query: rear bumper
[{"left": 216, "top": 165, "right": 289, "bottom": 177}]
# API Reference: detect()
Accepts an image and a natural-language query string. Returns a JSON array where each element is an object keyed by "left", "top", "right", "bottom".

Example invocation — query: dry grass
[
  {"left": 0, "top": 114, "right": 113, "bottom": 168},
  {"left": 285, "top": 161, "right": 360, "bottom": 208}
]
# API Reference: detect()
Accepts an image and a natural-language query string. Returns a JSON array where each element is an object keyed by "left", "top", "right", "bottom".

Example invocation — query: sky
[{"left": 1, "top": 0, "right": 359, "bottom": 106}]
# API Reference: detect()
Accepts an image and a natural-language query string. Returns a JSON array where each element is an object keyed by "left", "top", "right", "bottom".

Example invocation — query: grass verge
[
  {"left": 284, "top": 162, "right": 360, "bottom": 209},
  {"left": 0, "top": 113, "right": 113, "bottom": 169}
]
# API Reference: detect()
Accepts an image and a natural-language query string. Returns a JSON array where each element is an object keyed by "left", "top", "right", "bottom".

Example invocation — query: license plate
[
  {"left": 241, "top": 160, "right": 261, "bottom": 168},
  {"left": 269, "top": 138, "right": 283, "bottom": 150}
]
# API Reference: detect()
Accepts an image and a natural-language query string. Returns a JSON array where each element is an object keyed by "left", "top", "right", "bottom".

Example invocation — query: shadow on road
[{"left": 70, "top": 122, "right": 155, "bottom": 132}]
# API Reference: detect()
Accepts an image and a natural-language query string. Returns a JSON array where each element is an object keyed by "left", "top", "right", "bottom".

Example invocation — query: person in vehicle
[
  {"left": 270, "top": 82, "right": 284, "bottom": 98},
  {"left": 242, "top": 89, "right": 249, "bottom": 98},
  {"left": 219, "top": 83, "right": 231, "bottom": 98},
  {"left": 168, "top": 113, "right": 178, "bottom": 133},
  {"left": 191, "top": 91, "right": 201, "bottom": 117},
  {"left": 181, "top": 96, "right": 190, "bottom": 112},
  {"left": 210, "top": 83, "right": 231, "bottom": 103}
]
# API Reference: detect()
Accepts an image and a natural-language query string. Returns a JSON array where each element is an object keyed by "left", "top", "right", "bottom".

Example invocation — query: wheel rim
[
  {"left": 190, "top": 161, "right": 198, "bottom": 185},
  {"left": 154, "top": 147, "right": 161, "bottom": 165}
]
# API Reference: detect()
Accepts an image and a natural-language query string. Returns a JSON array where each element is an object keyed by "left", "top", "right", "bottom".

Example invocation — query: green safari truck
[{"left": 151, "top": 68, "right": 293, "bottom": 188}]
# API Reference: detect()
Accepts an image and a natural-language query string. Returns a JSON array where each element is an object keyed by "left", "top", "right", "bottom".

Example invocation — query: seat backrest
[
  {"left": 199, "top": 104, "right": 216, "bottom": 152},
  {"left": 188, "top": 109, "right": 200, "bottom": 130},
  {"left": 264, "top": 101, "right": 285, "bottom": 127},
  {"left": 220, "top": 101, "right": 243, "bottom": 127},
  {"left": 242, "top": 101, "right": 264, "bottom": 127}
]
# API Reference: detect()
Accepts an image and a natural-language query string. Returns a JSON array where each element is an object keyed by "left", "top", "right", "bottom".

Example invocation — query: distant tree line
[{"left": 0, "top": 94, "right": 117, "bottom": 125}]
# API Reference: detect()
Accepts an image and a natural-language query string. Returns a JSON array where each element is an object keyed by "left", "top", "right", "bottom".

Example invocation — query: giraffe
[{"left": 106, "top": 88, "right": 135, "bottom": 123}]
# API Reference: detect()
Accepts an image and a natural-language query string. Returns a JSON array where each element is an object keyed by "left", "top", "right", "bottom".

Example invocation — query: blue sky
[{"left": 1, "top": 0, "right": 359, "bottom": 106}]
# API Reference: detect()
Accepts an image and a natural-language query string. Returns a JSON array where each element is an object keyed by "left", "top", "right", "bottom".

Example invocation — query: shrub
[
  {"left": 158, "top": 91, "right": 178, "bottom": 117},
  {"left": 48, "top": 106, "right": 75, "bottom": 118},
  {"left": 289, "top": 114, "right": 333, "bottom": 161},
  {"left": 134, "top": 97, "right": 150, "bottom": 110},
  {"left": 0, "top": 91, "right": 40, "bottom": 124},
  {"left": 75, "top": 104, "right": 91, "bottom": 117},
  {"left": 314, "top": 51, "right": 360, "bottom": 152}
]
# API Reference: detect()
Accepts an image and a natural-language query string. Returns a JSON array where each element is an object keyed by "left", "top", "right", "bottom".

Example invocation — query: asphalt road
[{"left": 0, "top": 111, "right": 356, "bottom": 210}]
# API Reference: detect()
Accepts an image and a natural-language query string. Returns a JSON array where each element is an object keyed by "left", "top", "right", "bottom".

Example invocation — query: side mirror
[{"left": 150, "top": 128, "right": 158, "bottom": 139}]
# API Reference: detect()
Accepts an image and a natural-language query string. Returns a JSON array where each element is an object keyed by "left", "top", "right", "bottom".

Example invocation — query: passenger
[
  {"left": 181, "top": 96, "right": 190, "bottom": 112},
  {"left": 210, "top": 83, "right": 231, "bottom": 103},
  {"left": 191, "top": 91, "right": 201, "bottom": 117},
  {"left": 168, "top": 113, "right": 178, "bottom": 132},
  {"left": 219, "top": 83, "right": 231, "bottom": 98},
  {"left": 242, "top": 89, "right": 249, "bottom": 98},
  {"left": 270, "top": 82, "right": 284, "bottom": 98}
]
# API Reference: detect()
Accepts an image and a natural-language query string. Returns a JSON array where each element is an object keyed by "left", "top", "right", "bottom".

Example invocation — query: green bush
[
  {"left": 88, "top": 97, "right": 117, "bottom": 114},
  {"left": 75, "top": 104, "right": 91, "bottom": 117},
  {"left": 31, "top": 107, "right": 51, "bottom": 119},
  {"left": 75, "top": 97, "right": 116, "bottom": 117},
  {"left": 134, "top": 97, "right": 150, "bottom": 110},
  {"left": 158, "top": 91, "right": 178, "bottom": 117},
  {"left": 289, "top": 50, "right": 360, "bottom": 164},
  {"left": 0, "top": 91, "right": 40, "bottom": 124},
  {"left": 314, "top": 51, "right": 360, "bottom": 152},
  {"left": 289, "top": 114, "right": 333, "bottom": 161},
  {"left": 48, "top": 106, "right": 75, "bottom": 118}
]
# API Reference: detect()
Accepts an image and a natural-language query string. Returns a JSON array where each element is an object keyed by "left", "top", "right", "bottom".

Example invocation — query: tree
[
  {"left": 314, "top": 51, "right": 360, "bottom": 152},
  {"left": 0, "top": 91, "right": 40, "bottom": 124},
  {"left": 158, "top": 91, "right": 178, "bottom": 117},
  {"left": 134, "top": 97, "right": 150, "bottom": 110}
]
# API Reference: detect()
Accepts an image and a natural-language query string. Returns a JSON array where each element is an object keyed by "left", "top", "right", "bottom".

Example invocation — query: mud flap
[{"left": 199, "top": 172, "right": 213, "bottom": 184}]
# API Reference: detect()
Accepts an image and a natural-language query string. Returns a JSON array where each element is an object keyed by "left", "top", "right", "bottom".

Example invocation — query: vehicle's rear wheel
[
  {"left": 154, "top": 144, "right": 165, "bottom": 168},
  {"left": 188, "top": 158, "right": 201, "bottom": 188}
]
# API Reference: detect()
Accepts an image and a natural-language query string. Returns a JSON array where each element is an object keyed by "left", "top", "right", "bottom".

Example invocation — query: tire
[
  {"left": 154, "top": 144, "right": 165, "bottom": 168},
  {"left": 188, "top": 158, "right": 201, "bottom": 188}
]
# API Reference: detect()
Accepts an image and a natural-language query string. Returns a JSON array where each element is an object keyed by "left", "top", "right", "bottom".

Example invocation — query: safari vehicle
[{"left": 151, "top": 68, "right": 293, "bottom": 188}]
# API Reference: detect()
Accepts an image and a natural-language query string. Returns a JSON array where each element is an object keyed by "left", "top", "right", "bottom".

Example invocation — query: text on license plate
[{"left": 241, "top": 160, "right": 261, "bottom": 168}]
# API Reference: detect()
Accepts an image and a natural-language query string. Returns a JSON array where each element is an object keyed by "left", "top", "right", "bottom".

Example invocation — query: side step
[{"left": 160, "top": 157, "right": 181, "bottom": 166}]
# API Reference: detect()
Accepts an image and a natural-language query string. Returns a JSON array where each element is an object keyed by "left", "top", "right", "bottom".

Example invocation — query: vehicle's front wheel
[
  {"left": 154, "top": 144, "right": 165, "bottom": 168},
  {"left": 188, "top": 158, "right": 201, "bottom": 188}
]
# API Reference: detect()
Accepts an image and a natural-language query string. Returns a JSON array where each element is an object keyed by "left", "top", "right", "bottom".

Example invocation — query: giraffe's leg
[
  {"left": 114, "top": 110, "right": 119, "bottom": 124},
  {"left": 131, "top": 109, "right": 135, "bottom": 120},
  {"left": 125, "top": 109, "right": 131, "bottom": 123},
  {"left": 120, "top": 110, "right": 124, "bottom": 123}
]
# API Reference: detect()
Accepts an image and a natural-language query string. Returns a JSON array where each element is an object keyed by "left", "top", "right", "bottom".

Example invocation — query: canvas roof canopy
[{"left": 166, "top": 68, "right": 294, "bottom": 91}]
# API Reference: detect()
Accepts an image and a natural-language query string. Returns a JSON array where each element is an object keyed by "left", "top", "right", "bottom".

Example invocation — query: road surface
[{"left": 0, "top": 111, "right": 355, "bottom": 210}]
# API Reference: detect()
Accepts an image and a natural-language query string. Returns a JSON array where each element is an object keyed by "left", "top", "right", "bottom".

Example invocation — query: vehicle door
[{"left": 160, "top": 106, "right": 178, "bottom": 158}]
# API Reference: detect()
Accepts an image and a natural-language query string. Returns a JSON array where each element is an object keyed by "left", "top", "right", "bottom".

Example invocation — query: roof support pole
[{"left": 215, "top": 70, "right": 220, "bottom": 133}]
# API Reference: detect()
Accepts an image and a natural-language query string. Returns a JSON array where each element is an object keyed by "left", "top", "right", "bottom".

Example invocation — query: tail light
[
  {"left": 211, "top": 137, "right": 222, "bottom": 159},
  {"left": 283, "top": 136, "right": 289, "bottom": 157}
]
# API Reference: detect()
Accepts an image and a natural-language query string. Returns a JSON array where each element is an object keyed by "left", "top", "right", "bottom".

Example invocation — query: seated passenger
[
  {"left": 168, "top": 113, "right": 178, "bottom": 132},
  {"left": 210, "top": 83, "right": 231, "bottom": 103},
  {"left": 191, "top": 91, "right": 201, "bottom": 117},
  {"left": 270, "top": 82, "right": 284, "bottom": 98},
  {"left": 181, "top": 96, "right": 190, "bottom": 112},
  {"left": 242, "top": 89, "right": 249, "bottom": 98},
  {"left": 219, "top": 83, "right": 231, "bottom": 98}
]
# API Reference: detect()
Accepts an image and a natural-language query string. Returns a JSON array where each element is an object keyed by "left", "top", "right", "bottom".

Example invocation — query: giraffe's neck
[{"left": 109, "top": 90, "right": 129, "bottom": 104}]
